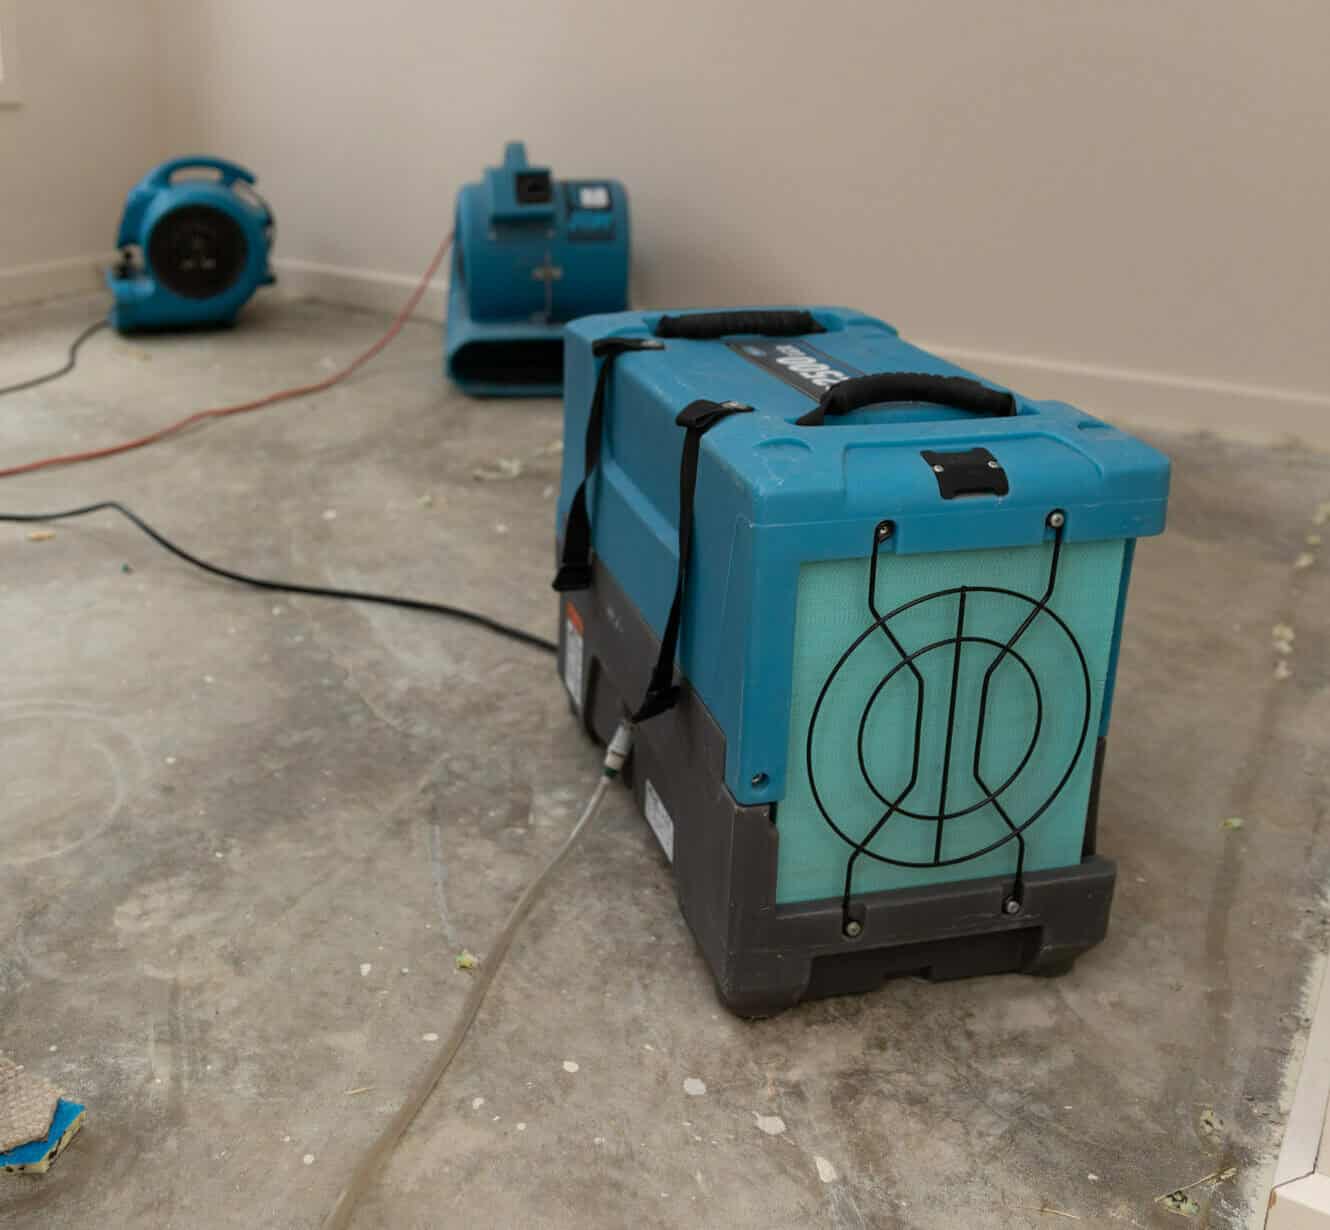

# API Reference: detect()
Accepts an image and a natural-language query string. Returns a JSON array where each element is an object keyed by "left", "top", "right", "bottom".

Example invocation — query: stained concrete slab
[{"left": 0, "top": 294, "right": 1327, "bottom": 1229}]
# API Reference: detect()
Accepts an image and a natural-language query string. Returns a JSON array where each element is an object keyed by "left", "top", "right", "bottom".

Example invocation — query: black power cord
[
  {"left": 0, "top": 501, "right": 558, "bottom": 655},
  {"left": 0, "top": 318, "right": 111, "bottom": 398}
]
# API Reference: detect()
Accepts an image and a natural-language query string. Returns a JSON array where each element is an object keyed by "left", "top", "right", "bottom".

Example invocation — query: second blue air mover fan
[{"left": 444, "top": 142, "right": 630, "bottom": 397}]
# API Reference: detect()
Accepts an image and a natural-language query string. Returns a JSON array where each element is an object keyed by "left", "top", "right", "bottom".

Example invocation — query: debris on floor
[
  {"left": 455, "top": 950, "right": 478, "bottom": 972},
  {"left": 472, "top": 457, "right": 525, "bottom": 482},
  {"left": 471, "top": 440, "right": 561, "bottom": 483},
  {"left": 1221, "top": 818, "right": 1244, "bottom": 831},
  {"left": 0, "top": 1056, "right": 85, "bottom": 1176},
  {"left": 24, "top": 529, "right": 55, "bottom": 543},
  {"left": 1154, "top": 1165, "right": 1238, "bottom": 1218},
  {"left": 1160, "top": 1190, "right": 1200, "bottom": 1217},
  {"left": 1293, "top": 551, "right": 1316, "bottom": 570}
]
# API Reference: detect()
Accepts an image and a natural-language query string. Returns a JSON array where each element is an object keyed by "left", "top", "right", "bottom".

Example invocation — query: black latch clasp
[{"left": 920, "top": 448, "right": 1008, "bottom": 499}]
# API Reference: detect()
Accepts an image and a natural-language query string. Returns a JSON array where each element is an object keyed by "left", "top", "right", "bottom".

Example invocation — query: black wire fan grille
[
  {"left": 804, "top": 511, "right": 1092, "bottom": 936},
  {"left": 148, "top": 205, "right": 249, "bottom": 301}
]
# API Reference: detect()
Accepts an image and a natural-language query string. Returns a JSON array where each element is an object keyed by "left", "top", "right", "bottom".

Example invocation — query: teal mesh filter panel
[{"left": 777, "top": 538, "right": 1125, "bottom": 906}]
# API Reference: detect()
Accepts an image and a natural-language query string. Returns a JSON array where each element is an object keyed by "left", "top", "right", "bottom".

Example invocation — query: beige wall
[
  {"left": 0, "top": 0, "right": 166, "bottom": 303},
  {"left": 7, "top": 1, "right": 1330, "bottom": 436}
]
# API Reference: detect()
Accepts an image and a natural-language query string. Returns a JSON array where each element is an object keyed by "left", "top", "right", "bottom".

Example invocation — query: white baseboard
[
  {"left": 918, "top": 342, "right": 1330, "bottom": 450},
  {"left": 0, "top": 254, "right": 111, "bottom": 308},
  {"left": 272, "top": 257, "right": 448, "bottom": 324},
  {"left": 270, "top": 259, "right": 1330, "bottom": 446},
  {"left": 1269, "top": 1173, "right": 1330, "bottom": 1229}
]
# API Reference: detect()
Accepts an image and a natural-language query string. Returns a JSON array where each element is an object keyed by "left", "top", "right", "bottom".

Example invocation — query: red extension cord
[{"left": 0, "top": 233, "right": 453, "bottom": 480}]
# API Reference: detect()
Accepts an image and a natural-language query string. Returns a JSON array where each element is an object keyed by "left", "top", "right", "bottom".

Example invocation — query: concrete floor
[{"left": 0, "top": 294, "right": 1327, "bottom": 1230}]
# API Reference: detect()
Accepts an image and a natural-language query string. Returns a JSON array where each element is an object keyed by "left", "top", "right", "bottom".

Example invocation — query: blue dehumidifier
[
  {"left": 107, "top": 157, "right": 275, "bottom": 333},
  {"left": 553, "top": 307, "right": 1170, "bottom": 1016},
  {"left": 444, "top": 142, "right": 630, "bottom": 397}
]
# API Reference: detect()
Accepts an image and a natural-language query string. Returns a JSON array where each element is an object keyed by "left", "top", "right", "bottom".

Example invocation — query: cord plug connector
[{"left": 602, "top": 722, "right": 634, "bottom": 778}]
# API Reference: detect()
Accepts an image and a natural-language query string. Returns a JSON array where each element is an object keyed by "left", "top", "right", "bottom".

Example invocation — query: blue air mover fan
[
  {"left": 107, "top": 157, "right": 275, "bottom": 333},
  {"left": 445, "top": 142, "right": 630, "bottom": 397},
  {"left": 553, "top": 307, "right": 1170, "bottom": 1016}
]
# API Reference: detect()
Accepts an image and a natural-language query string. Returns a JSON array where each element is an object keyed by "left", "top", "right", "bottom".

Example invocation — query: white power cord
[{"left": 323, "top": 721, "right": 635, "bottom": 1230}]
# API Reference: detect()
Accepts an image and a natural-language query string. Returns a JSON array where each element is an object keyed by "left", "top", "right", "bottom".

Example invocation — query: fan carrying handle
[
  {"left": 795, "top": 372, "right": 1017, "bottom": 427},
  {"left": 149, "top": 157, "right": 257, "bottom": 189},
  {"left": 654, "top": 310, "right": 824, "bottom": 340}
]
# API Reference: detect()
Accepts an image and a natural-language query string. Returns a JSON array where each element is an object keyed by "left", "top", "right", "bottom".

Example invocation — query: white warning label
[{"left": 643, "top": 780, "right": 675, "bottom": 863}]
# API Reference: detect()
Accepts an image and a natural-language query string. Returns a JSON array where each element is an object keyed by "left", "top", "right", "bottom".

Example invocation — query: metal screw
[
  {"left": 844, "top": 919, "right": 863, "bottom": 938},
  {"left": 876, "top": 521, "right": 894, "bottom": 541},
  {"left": 1003, "top": 897, "right": 1022, "bottom": 916},
  {"left": 987, "top": 459, "right": 1000, "bottom": 469},
  {"left": 750, "top": 772, "right": 768, "bottom": 788},
  {"left": 932, "top": 464, "right": 945, "bottom": 474},
  {"left": 1047, "top": 510, "right": 1065, "bottom": 528}
]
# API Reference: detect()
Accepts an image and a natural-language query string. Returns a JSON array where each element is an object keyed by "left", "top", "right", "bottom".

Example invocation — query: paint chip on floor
[
  {"left": 472, "top": 1097, "right": 485, "bottom": 1110},
  {"left": 359, "top": 963, "right": 372, "bottom": 977},
  {"left": 753, "top": 1113, "right": 786, "bottom": 1136},
  {"left": 683, "top": 1077, "right": 707, "bottom": 1097},
  {"left": 563, "top": 1060, "right": 579, "bottom": 1074},
  {"left": 422, "top": 1033, "right": 439, "bottom": 1043},
  {"left": 814, "top": 1156, "right": 838, "bottom": 1183},
  {"left": 302, "top": 1154, "right": 315, "bottom": 1166},
  {"left": 1161, "top": 1189, "right": 1199, "bottom": 1217}
]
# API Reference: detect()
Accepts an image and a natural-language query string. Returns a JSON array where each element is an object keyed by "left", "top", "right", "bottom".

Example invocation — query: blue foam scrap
[{"left": 0, "top": 1099, "right": 85, "bottom": 1174}]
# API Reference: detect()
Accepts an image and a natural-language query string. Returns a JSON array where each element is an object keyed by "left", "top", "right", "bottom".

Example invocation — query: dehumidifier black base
[{"left": 559, "top": 561, "right": 1117, "bottom": 1018}]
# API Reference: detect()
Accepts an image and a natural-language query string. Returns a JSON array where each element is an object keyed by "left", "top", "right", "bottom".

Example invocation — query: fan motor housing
[
  {"left": 107, "top": 157, "right": 274, "bottom": 333},
  {"left": 445, "top": 141, "right": 630, "bottom": 397},
  {"left": 553, "top": 306, "right": 1170, "bottom": 1016}
]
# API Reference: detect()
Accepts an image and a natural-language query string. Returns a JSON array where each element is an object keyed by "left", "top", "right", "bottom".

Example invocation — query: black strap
[
  {"left": 553, "top": 337, "right": 664, "bottom": 592},
  {"left": 654, "top": 310, "right": 824, "bottom": 341},
  {"left": 633, "top": 399, "right": 753, "bottom": 724}
]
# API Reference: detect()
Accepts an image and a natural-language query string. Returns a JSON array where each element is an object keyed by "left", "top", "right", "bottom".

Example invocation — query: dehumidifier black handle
[
  {"left": 654, "top": 310, "right": 824, "bottom": 340},
  {"left": 795, "top": 373, "right": 1017, "bottom": 427}
]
